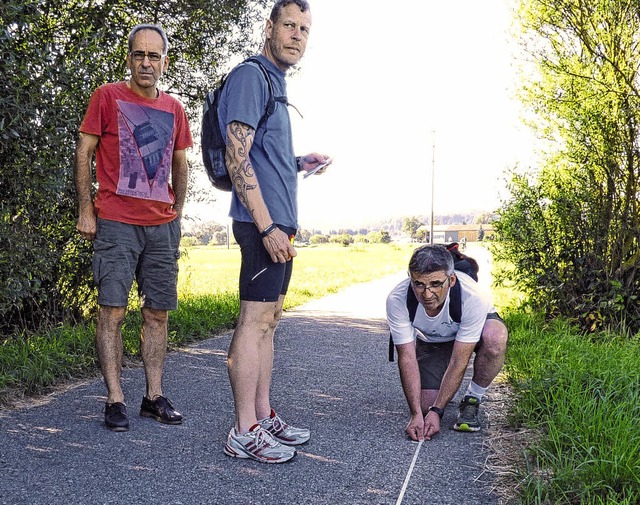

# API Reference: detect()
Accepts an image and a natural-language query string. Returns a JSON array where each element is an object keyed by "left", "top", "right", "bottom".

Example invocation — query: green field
[{"left": 179, "top": 242, "right": 418, "bottom": 309}]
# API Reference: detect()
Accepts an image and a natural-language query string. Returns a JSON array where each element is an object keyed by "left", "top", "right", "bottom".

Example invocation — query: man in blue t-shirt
[{"left": 217, "top": 0, "right": 332, "bottom": 464}]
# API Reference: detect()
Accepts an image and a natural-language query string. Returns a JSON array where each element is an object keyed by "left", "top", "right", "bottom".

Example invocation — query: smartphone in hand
[{"left": 303, "top": 158, "right": 332, "bottom": 179}]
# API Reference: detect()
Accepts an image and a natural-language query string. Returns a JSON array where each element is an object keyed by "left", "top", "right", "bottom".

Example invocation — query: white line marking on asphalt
[{"left": 395, "top": 440, "right": 423, "bottom": 505}]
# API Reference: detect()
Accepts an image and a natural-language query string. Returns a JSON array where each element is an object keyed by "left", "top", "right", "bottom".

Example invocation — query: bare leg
[
  {"left": 471, "top": 318, "right": 508, "bottom": 388},
  {"left": 227, "top": 297, "right": 282, "bottom": 434},
  {"left": 140, "top": 307, "right": 169, "bottom": 400},
  {"left": 96, "top": 305, "right": 127, "bottom": 404},
  {"left": 420, "top": 389, "right": 440, "bottom": 415},
  {"left": 255, "top": 295, "right": 284, "bottom": 420}
]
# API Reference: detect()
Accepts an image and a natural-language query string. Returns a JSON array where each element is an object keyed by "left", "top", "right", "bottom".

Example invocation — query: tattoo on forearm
[{"left": 226, "top": 122, "right": 259, "bottom": 208}]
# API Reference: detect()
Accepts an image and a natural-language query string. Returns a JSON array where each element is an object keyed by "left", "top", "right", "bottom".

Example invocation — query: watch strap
[
  {"left": 428, "top": 406, "right": 445, "bottom": 419},
  {"left": 260, "top": 223, "right": 278, "bottom": 238}
]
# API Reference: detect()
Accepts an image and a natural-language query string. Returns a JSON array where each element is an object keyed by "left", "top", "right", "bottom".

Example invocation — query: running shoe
[
  {"left": 258, "top": 409, "right": 310, "bottom": 445},
  {"left": 453, "top": 395, "right": 482, "bottom": 432},
  {"left": 223, "top": 424, "right": 296, "bottom": 463}
]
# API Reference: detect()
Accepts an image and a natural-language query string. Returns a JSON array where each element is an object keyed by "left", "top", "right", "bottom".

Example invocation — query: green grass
[
  {"left": 503, "top": 312, "right": 640, "bottom": 504},
  {"left": 0, "top": 323, "right": 98, "bottom": 396}
]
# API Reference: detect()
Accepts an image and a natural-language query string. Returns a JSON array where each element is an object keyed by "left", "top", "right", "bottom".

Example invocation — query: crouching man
[{"left": 386, "top": 244, "right": 508, "bottom": 441}]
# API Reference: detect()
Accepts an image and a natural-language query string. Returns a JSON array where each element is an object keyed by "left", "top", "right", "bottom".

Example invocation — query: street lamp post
[{"left": 430, "top": 130, "right": 435, "bottom": 245}]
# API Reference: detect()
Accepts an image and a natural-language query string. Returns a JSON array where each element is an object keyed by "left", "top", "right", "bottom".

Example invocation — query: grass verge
[{"left": 498, "top": 311, "right": 640, "bottom": 504}]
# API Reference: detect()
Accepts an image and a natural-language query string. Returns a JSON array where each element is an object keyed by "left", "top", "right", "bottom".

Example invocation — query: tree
[
  {"left": 494, "top": 0, "right": 640, "bottom": 332},
  {"left": 0, "top": 0, "right": 267, "bottom": 335},
  {"left": 402, "top": 216, "right": 423, "bottom": 241},
  {"left": 295, "top": 228, "right": 311, "bottom": 243},
  {"left": 473, "top": 212, "right": 495, "bottom": 225},
  {"left": 330, "top": 233, "right": 353, "bottom": 247},
  {"left": 310, "top": 234, "right": 329, "bottom": 244},
  {"left": 415, "top": 226, "right": 430, "bottom": 243},
  {"left": 190, "top": 220, "right": 226, "bottom": 245}
]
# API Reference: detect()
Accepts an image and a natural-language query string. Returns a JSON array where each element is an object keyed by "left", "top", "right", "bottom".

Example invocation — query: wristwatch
[
  {"left": 260, "top": 223, "right": 278, "bottom": 238},
  {"left": 428, "top": 406, "right": 445, "bottom": 419}
]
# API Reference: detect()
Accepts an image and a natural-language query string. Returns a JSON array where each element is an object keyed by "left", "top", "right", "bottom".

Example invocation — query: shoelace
[
  {"left": 461, "top": 402, "right": 479, "bottom": 417},
  {"left": 254, "top": 428, "right": 278, "bottom": 448},
  {"left": 271, "top": 415, "right": 286, "bottom": 431}
]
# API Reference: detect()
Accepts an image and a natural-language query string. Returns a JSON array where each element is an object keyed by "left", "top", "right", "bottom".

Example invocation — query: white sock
[{"left": 466, "top": 381, "right": 488, "bottom": 401}]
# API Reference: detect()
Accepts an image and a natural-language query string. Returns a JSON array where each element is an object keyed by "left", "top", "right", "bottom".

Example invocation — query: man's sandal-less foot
[
  {"left": 224, "top": 424, "right": 296, "bottom": 463},
  {"left": 453, "top": 395, "right": 482, "bottom": 432}
]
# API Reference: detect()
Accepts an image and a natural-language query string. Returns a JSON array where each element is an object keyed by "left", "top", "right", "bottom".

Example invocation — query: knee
[
  {"left": 98, "top": 306, "right": 126, "bottom": 330},
  {"left": 479, "top": 322, "right": 508, "bottom": 359},
  {"left": 237, "top": 302, "right": 281, "bottom": 337},
  {"left": 257, "top": 315, "right": 279, "bottom": 337},
  {"left": 141, "top": 308, "right": 168, "bottom": 329}
]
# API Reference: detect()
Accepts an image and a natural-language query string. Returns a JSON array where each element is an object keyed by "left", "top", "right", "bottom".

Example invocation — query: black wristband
[
  {"left": 260, "top": 223, "right": 278, "bottom": 238},
  {"left": 428, "top": 406, "right": 445, "bottom": 419},
  {"left": 296, "top": 156, "right": 303, "bottom": 171}
]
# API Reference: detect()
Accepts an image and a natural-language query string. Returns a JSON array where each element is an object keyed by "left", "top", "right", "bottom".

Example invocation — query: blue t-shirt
[{"left": 217, "top": 55, "right": 298, "bottom": 229}]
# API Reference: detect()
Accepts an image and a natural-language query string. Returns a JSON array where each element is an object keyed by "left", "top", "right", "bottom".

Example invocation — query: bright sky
[{"left": 190, "top": 0, "right": 536, "bottom": 231}]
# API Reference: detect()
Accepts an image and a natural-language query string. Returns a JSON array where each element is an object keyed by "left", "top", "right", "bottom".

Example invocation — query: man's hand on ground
[
  {"left": 405, "top": 412, "right": 426, "bottom": 441},
  {"left": 424, "top": 411, "right": 441, "bottom": 439}
]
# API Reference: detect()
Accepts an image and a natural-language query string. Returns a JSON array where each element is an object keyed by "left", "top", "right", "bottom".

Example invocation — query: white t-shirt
[{"left": 386, "top": 271, "right": 495, "bottom": 346}]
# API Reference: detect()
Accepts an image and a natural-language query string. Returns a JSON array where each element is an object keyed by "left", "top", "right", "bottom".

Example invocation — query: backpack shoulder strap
[
  {"left": 244, "top": 56, "right": 288, "bottom": 110},
  {"left": 244, "top": 57, "right": 276, "bottom": 113},
  {"left": 388, "top": 283, "right": 419, "bottom": 362},
  {"left": 448, "top": 277, "right": 462, "bottom": 323},
  {"left": 406, "top": 282, "right": 419, "bottom": 322}
]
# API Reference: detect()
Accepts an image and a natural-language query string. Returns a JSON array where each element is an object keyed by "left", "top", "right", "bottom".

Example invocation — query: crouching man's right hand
[{"left": 405, "top": 412, "right": 426, "bottom": 441}]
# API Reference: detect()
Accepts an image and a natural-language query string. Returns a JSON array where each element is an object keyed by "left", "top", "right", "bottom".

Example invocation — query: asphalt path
[{"left": 0, "top": 267, "right": 501, "bottom": 505}]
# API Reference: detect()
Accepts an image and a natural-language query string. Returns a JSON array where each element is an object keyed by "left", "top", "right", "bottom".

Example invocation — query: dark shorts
[
  {"left": 232, "top": 220, "right": 295, "bottom": 302},
  {"left": 416, "top": 311, "right": 505, "bottom": 389},
  {"left": 92, "top": 218, "right": 181, "bottom": 310}
]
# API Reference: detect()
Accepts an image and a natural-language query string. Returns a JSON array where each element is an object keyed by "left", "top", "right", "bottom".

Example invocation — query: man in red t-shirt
[{"left": 75, "top": 24, "right": 193, "bottom": 432}]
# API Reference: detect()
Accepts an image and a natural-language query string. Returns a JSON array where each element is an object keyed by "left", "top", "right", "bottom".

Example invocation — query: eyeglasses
[
  {"left": 411, "top": 276, "right": 450, "bottom": 294},
  {"left": 130, "top": 50, "right": 164, "bottom": 62}
]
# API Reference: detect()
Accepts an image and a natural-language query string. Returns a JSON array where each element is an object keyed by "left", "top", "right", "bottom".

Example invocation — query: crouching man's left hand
[{"left": 423, "top": 410, "right": 442, "bottom": 440}]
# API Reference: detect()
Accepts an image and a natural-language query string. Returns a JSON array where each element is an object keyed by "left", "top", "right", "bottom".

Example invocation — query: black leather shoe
[
  {"left": 105, "top": 402, "right": 129, "bottom": 432},
  {"left": 140, "top": 395, "right": 183, "bottom": 425}
]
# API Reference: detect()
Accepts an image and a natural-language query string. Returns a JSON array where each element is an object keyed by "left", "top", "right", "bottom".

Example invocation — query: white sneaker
[
  {"left": 223, "top": 424, "right": 296, "bottom": 463},
  {"left": 258, "top": 409, "right": 310, "bottom": 446}
]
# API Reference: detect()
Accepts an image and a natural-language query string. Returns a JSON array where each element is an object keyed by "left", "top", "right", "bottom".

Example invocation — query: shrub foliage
[
  {"left": 494, "top": 0, "right": 640, "bottom": 333},
  {"left": 0, "top": 0, "right": 266, "bottom": 335}
]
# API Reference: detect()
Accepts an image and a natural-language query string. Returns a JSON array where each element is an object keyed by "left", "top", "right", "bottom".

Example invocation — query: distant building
[{"left": 416, "top": 224, "right": 495, "bottom": 243}]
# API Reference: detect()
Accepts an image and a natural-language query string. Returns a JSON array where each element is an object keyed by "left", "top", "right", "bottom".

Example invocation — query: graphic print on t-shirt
[{"left": 116, "top": 100, "right": 175, "bottom": 203}]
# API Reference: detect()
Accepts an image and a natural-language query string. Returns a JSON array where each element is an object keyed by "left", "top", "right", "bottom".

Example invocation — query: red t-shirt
[{"left": 80, "top": 81, "right": 193, "bottom": 225}]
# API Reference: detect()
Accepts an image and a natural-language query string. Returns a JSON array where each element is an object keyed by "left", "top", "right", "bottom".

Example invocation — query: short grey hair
[
  {"left": 408, "top": 244, "right": 454, "bottom": 276},
  {"left": 269, "top": 0, "right": 310, "bottom": 22},
  {"left": 127, "top": 24, "right": 169, "bottom": 54}
]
